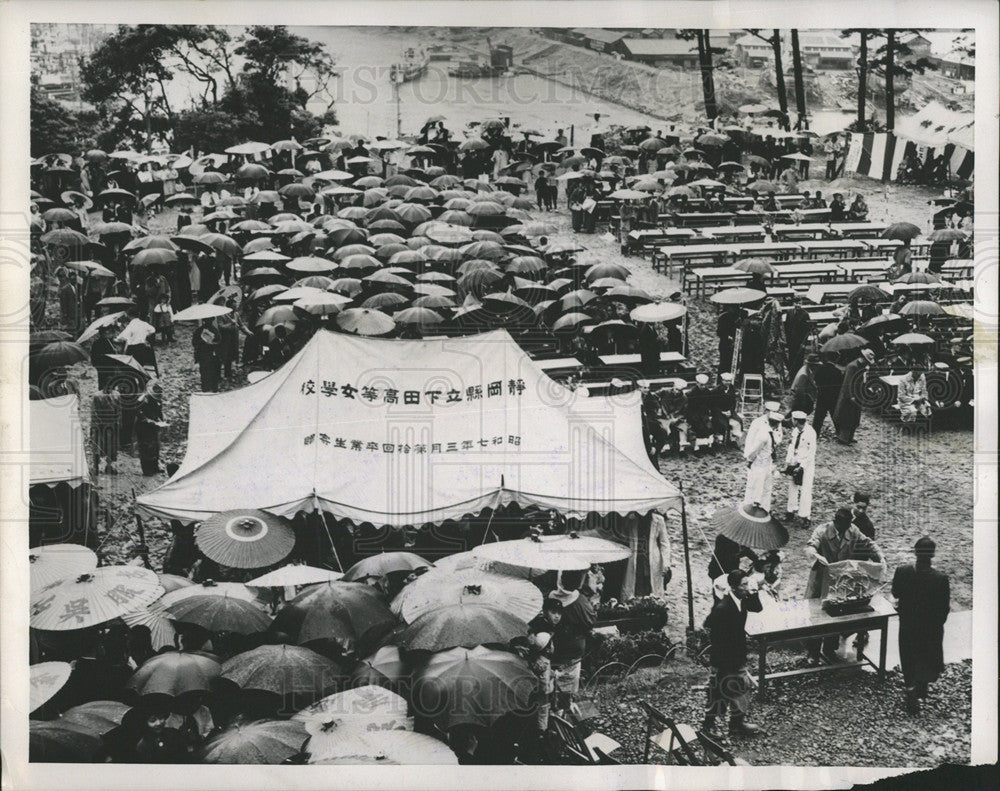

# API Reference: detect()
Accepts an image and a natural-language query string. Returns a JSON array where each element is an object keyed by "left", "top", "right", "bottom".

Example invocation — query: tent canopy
[
  {"left": 30, "top": 396, "right": 90, "bottom": 488},
  {"left": 137, "top": 329, "right": 680, "bottom": 526},
  {"left": 895, "top": 101, "right": 975, "bottom": 151}
]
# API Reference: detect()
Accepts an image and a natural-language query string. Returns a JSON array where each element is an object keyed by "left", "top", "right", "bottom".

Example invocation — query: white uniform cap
[
  {"left": 695, "top": 373, "right": 709, "bottom": 385},
  {"left": 720, "top": 372, "right": 734, "bottom": 382},
  {"left": 763, "top": 400, "right": 782, "bottom": 412},
  {"left": 768, "top": 411, "right": 784, "bottom": 421},
  {"left": 791, "top": 410, "right": 808, "bottom": 420}
]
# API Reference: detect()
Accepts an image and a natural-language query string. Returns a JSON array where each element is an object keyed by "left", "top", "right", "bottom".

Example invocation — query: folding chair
[
  {"left": 696, "top": 730, "right": 749, "bottom": 766},
  {"left": 592, "top": 747, "right": 622, "bottom": 764},
  {"left": 640, "top": 701, "right": 703, "bottom": 766},
  {"left": 547, "top": 713, "right": 596, "bottom": 765}
]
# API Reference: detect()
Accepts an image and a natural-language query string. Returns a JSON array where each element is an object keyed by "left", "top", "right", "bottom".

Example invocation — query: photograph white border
[{"left": 2, "top": 1, "right": 996, "bottom": 788}]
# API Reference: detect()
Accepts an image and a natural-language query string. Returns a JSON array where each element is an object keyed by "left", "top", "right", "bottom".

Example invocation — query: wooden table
[
  {"left": 770, "top": 223, "right": 832, "bottom": 240},
  {"left": 796, "top": 239, "right": 870, "bottom": 259},
  {"left": 805, "top": 283, "right": 858, "bottom": 304},
  {"left": 735, "top": 241, "right": 804, "bottom": 259},
  {"left": 673, "top": 212, "right": 736, "bottom": 228},
  {"left": 701, "top": 226, "right": 767, "bottom": 243},
  {"left": 942, "top": 259, "right": 974, "bottom": 278},
  {"left": 862, "top": 239, "right": 903, "bottom": 254},
  {"left": 599, "top": 351, "right": 686, "bottom": 366},
  {"left": 745, "top": 594, "right": 897, "bottom": 699},
  {"left": 536, "top": 357, "right": 583, "bottom": 371},
  {"left": 838, "top": 260, "right": 891, "bottom": 280},
  {"left": 689, "top": 266, "right": 750, "bottom": 296},
  {"left": 831, "top": 221, "right": 889, "bottom": 239},
  {"left": 771, "top": 262, "right": 843, "bottom": 285}
]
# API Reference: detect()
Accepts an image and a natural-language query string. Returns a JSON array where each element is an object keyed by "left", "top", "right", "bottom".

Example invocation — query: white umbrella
[
  {"left": 30, "top": 661, "right": 72, "bottom": 712},
  {"left": 392, "top": 568, "right": 543, "bottom": 623},
  {"left": 307, "top": 730, "right": 457, "bottom": 765},
  {"left": 630, "top": 302, "right": 687, "bottom": 323},
  {"left": 247, "top": 565, "right": 345, "bottom": 587},
  {"left": 29, "top": 544, "right": 98, "bottom": 592},
  {"left": 172, "top": 303, "right": 232, "bottom": 322},
  {"left": 225, "top": 141, "right": 270, "bottom": 155},
  {"left": 121, "top": 601, "right": 178, "bottom": 651},
  {"left": 160, "top": 581, "right": 261, "bottom": 608},
  {"left": 473, "top": 534, "right": 630, "bottom": 571},
  {"left": 430, "top": 551, "right": 532, "bottom": 579},
  {"left": 30, "top": 567, "right": 162, "bottom": 631},
  {"left": 294, "top": 685, "right": 412, "bottom": 734},
  {"left": 76, "top": 311, "right": 125, "bottom": 343}
]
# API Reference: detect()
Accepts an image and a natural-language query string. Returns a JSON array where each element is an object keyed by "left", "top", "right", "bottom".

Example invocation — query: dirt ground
[{"left": 54, "top": 173, "right": 974, "bottom": 631}]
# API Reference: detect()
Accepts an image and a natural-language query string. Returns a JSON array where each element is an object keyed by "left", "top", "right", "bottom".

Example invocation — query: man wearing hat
[
  {"left": 892, "top": 536, "right": 950, "bottom": 714},
  {"left": 782, "top": 411, "right": 817, "bottom": 528},
  {"left": 804, "top": 507, "right": 884, "bottom": 663},
  {"left": 834, "top": 347, "right": 876, "bottom": 444},
  {"left": 702, "top": 569, "right": 764, "bottom": 738},
  {"left": 743, "top": 409, "right": 783, "bottom": 512}
]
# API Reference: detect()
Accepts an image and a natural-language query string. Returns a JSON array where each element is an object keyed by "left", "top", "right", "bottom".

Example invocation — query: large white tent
[{"left": 137, "top": 329, "right": 681, "bottom": 525}]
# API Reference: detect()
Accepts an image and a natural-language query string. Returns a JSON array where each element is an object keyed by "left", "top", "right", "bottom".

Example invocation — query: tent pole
[
  {"left": 478, "top": 484, "right": 505, "bottom": 545},
  {"left": 678, "top": 482, "right": 695, "bottom": 633},
  {"left": 313, "top": 495, "right": 343, "bottom": 572}
]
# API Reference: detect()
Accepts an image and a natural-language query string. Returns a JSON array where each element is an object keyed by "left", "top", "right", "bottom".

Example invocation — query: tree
[
  {"left": 172, "top": 107, "right": 261, "bottom": 154},
  {"left": 870, "top": 30, "right": 935, "bottom": 130},
  {"left": 842, "top": 29, "right": 870, "bottom": 129},
  {"left": 790, "top": 30, "right": 807, "bottom": 128},
  {"left": 745, "top": 29, "right": 789, "bottom": 129},
  {"left": 678, "top": 29, "right": 717, "bottom": 121},
  {"left": 78, "top": 25, "right": 338, "bottom": 152},
  {"left": 30, "top": 84, "right": 82, "bottom": 157}
]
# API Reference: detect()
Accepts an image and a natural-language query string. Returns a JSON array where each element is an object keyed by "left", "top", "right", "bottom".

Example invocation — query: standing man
[
  {"left": 702, "top": 569, "right": 763, "bottom": 738},
  {"left": 892, "top": 536, "right": 950, "bottom": 714},
  {"left": 116, "top": 310, "right": 159, "bottom": 377},
  {"left": 824, "top": 135, "right": 838, "bottom": 181},
  {"left": 710, "top": 371, "right": 742, "bottom": 446},
  {"left": 547, "top": 569, "right": 595, "bottom": 718},
  {"left": 834, "top": 348, "right": 875, "bottom": 444},
  {"left": 135, "top": 380, "right": 165, "bottom": 476},
  {"left": 192, "top": 318, "right": 221, "bottom": 393},
  {"left": 812, "top": 354, "right": 844, "bottom": 435},
  {"left": 743, "top": 410, "right": 782, "bottom": 513},
  {"left": 784, "top": 297, "right": 811, "bottom": 380},
  {"left": 783, "top": 410, "right": 817, "bottom": 528},
  {"left": 851, "top": 492, "right": 875, "bottom": 539},
  {"left": 804, "top": 508, "right": 884, "bottom": 663},
  {"left": 91, "top": 381, "right": 122, "bottom": 476},
  {"left": 58, "top": 270, "right": 79, "bottom": 329},
  {"left": 717, "top": 306, "right": 740, "bottom": 375},
  {"left": 90, "top": 323, "right": 119, "bottom": 392}
]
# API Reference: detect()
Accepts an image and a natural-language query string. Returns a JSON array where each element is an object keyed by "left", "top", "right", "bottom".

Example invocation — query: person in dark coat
[
  {"left": 892, "top": 536, "right": 950, "bottom": 713},
  {"left": 717, "top": 307, "right": 739, "bottom": 374},
  {"left": 784, "top": 297, "right": 811, "bottom": 377},
  {"left": 702, "top": 570, "right": 763, "bottom": 738},
  {"left": 708, "top": 533, "right": 758, "bottom": 587},
  {"left": 850, "top": 492, "right": 875, "bottom": 539},
  {"left": 135, "top": 381, "right": 164, "bottom": 476},
  {"left": 192, "top": 319, "right": 221, "bottom": 392},
  {"left": 834, "top": 348, "right": 875, "bottom": 444},
  {"left": 811, "top": 357, "right": 844, "bottom": 435},
  {"left": 90, "top": 324, "right": 119, "bottom": 391},
  {"left": 638, "top": 322, "right": 661, "bottom": 376}
]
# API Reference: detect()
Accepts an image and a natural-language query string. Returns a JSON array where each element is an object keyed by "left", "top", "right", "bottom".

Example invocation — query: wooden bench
[{"left": 689, "top": 266, "right": 751, "bottom": 296}]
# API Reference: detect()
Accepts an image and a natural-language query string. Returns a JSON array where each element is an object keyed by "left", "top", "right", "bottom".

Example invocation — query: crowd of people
[{"left": 26, "top": 100, "right": 969, "bottom": 765}]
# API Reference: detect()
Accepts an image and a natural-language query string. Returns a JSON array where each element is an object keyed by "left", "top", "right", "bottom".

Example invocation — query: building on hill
[
  {"left": 733, "top": 34, "right": 773, "bottom": 68},
  {"left": 796, "top": 32, "right": 855, "bottom": 70},
  {"left": 568, "top": 28, "right": 630, "bottom": 56},
  {"left": 621, "top": 38, "right": 700, "bottom": 68}
]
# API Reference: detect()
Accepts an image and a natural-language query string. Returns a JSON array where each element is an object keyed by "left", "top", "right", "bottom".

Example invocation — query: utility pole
[{"left": 392, "top": 69, "right": 403, "bottom": 139}]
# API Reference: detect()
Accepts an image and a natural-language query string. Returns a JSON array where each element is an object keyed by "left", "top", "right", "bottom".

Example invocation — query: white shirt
[
  {"left": 785, "top": 423, "right": 817, "bottom": 467},
  {"left": 116, "top": 318, "right": 156, "bottom": 346}
]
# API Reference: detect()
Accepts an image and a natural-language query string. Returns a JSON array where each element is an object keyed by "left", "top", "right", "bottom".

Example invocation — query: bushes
[
  {"left": 583, "top": 628, "right": 675, "bottom": 680},
  {"left": 595, "top": 595, "right": 669, "bottom": 633}
]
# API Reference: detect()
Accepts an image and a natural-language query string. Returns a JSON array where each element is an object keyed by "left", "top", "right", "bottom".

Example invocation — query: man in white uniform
[
  {"left": 743, "top": 410, "right": 782, "bottom": 513},
  {"left": 783, "top": 410, "right": 817, "bottom": 528}
]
